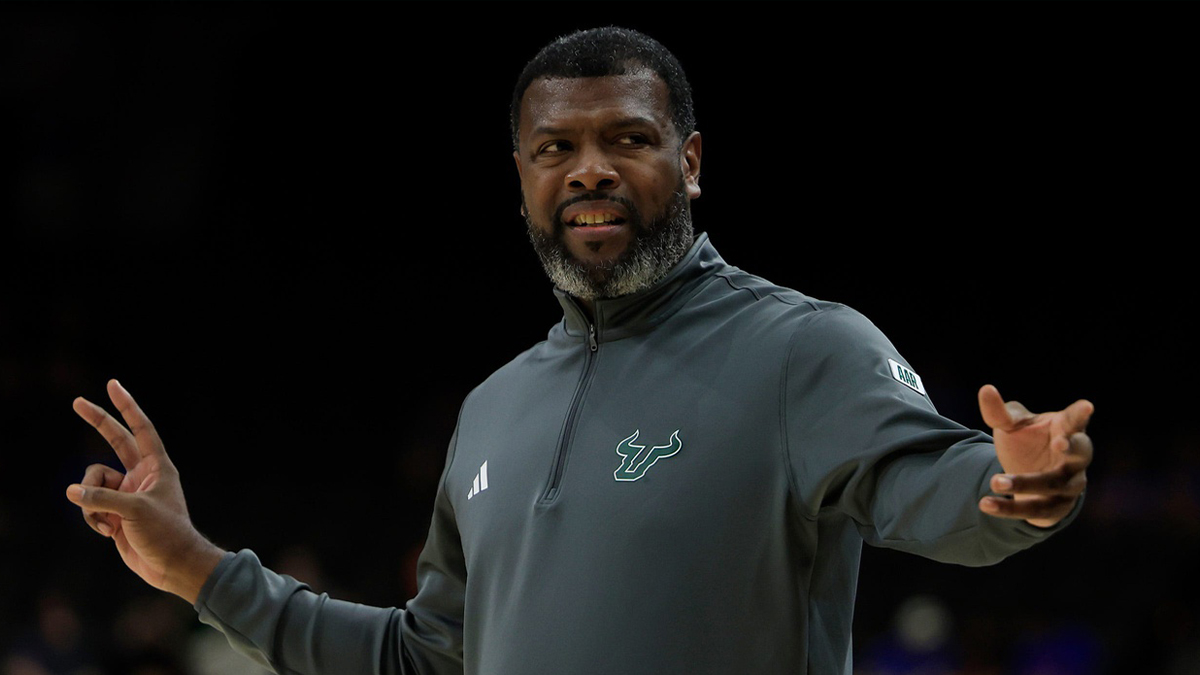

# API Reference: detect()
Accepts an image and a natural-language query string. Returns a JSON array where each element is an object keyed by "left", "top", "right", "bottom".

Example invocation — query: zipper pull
[{"left": 588, "top": 323, "right": 598, "bottom": 352}]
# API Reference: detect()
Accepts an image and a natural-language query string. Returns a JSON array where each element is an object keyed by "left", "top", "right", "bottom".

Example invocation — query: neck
[{"left": 576, "top": 296, "right": 595, "bottom": 320}]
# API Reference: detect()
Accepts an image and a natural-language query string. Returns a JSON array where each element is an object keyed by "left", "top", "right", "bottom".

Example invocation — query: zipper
[{"left": 541, "top": 320, "right": 599, "bottom": 503}]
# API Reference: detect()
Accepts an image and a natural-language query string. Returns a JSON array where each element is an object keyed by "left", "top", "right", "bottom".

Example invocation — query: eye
[
  {"left": 616, "top": 134, "right": 649, "bottom": 146},
  {"left": 537, "top": 140, "right": 572, "bottom": 155}
]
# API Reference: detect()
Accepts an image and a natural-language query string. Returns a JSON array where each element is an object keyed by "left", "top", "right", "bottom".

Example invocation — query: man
[{"left": 66, "top": 27, "right": 1094, "bottom": 675}]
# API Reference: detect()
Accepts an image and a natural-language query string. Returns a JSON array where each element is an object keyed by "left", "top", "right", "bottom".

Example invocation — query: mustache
[{"left": 552, "top": 194, "right": 640, "bottom": 230}]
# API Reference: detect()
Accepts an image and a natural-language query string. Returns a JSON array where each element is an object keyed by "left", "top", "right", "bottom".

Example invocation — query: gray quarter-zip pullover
[{"left": 195, "top": 233, "right": 1078, "bottom": 675}]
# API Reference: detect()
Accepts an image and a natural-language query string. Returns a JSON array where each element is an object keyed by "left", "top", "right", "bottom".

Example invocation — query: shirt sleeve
[
  {"left": 781, "top": 304, "right": 1081, "bottom": 567},
  {"left": 194, "top": 428, "right": 468, "bottom": 675}
]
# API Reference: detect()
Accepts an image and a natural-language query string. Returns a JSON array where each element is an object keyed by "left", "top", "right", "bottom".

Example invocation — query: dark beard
[{"left": 525, "top": 179, "right": 694, "bottom": 301}]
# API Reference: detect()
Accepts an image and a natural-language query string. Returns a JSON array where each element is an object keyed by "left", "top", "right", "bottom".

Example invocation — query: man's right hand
[{"left": 66, "top": 379, "right": 226, "bottom": 604}]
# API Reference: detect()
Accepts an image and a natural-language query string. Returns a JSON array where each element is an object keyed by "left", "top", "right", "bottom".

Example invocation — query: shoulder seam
[
  {"left": 715, "top": 269, "right": 820, "bottom": 308},
  {"left": 714, "top": 270, "right": 763, "bottom": 301}
]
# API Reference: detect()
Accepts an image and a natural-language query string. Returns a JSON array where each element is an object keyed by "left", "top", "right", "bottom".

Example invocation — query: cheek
[
  {"left": 629, "top": 165, "right": 681, "bottom": 210},
  {"left": 522, "top": 179, "right": 564, "bottom": 230},
  {"left": 524, "top": 174, "right": 562, "bottom": 212}
]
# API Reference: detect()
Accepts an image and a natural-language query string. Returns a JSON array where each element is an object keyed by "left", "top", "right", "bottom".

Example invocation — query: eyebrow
[
  {"left": 607, "top": 116, "right": 659, "bottom": 131},
  {"left": 530, "top": 116, "right": 661, "bottom": 139}
]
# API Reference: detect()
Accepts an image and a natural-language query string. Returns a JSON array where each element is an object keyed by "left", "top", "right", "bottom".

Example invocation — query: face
[{"left": 514, "top": 71, "right": 702, "bottom": 300}]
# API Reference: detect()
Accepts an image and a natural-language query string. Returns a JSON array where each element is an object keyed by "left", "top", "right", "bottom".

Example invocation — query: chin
[{"left": 573, "top": 249, "right": 626, "bottom": 270}]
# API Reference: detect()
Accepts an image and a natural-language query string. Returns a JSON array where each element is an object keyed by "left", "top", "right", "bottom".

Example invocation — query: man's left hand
[{"left": 977, "top": 384, "right": 1095, "bottom": 528}]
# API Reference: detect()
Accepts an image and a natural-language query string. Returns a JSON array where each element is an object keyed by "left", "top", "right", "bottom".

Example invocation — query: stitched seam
[{"left": 714, "top": 270, "right": 763, "bottom": 301}]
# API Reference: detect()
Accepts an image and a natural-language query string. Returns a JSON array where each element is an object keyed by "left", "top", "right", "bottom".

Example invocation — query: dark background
[{"left": 2, "top": 4, "right": 1195, "bottom": 675}]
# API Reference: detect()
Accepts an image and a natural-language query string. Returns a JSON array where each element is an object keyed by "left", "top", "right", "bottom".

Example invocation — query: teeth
[{"left": 574, "top": 213, "right": 618, "bottom": 225}]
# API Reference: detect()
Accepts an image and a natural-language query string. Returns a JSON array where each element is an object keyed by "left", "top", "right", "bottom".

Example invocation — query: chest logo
[{"left": 614, "top": 430, "right": 681, "bottom": 482}]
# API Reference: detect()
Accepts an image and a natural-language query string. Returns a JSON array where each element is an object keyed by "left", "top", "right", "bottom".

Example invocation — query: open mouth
[
  {"left": 568, "top": 213, "right": 628, "bottom": 227},
  {"left": 560, "top": 199, "right": 632, "bottom": 229}
]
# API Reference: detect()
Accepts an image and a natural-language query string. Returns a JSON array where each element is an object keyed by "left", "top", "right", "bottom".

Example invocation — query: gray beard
[{"left": 525, "top": 184, "right": 694, "bottom": 301}]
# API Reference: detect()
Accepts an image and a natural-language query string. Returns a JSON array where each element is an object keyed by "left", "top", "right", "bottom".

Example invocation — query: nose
[{"left": 565, "top": 144, "right": 620, "bottom": 192}]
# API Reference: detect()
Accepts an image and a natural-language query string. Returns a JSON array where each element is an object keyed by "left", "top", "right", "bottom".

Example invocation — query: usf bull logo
[{"left": 614, "top": 430, "right": 681, "bottom": 482}]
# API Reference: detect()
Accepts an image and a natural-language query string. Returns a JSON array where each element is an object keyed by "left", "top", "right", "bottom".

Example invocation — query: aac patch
[{"left": 888, "top": 358, "right": 926, "bottom": 396}]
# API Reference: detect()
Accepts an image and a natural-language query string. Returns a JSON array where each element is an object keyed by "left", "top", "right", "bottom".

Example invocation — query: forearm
[
  {"left": 783, "top": 307, "right": 1083, "bottom": 567},
  {"left": 195, "top": 549, "right": 408, "bottom": 675},
  {"left": 191, "top": 423, "right": 470, "bottom": 675},
  {"left": 857, "top": 439, "right": 1082, "bottom": 566}
]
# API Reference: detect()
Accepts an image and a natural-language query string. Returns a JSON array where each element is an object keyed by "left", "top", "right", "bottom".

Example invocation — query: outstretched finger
[
  {"left": 979, "top": 384, "right": 1036, "bottom": 432},
  {"left": 978, "top": 385, "right": 1033, "bottom": 430},
  {"left": 73, "top": 396, "right": 139, "bottom": 470},
  {"left": 978, "top": 385, "right": 1010, "bottom": 430},
  {"left": 107, "top": 380, "right": 165, "bottom": 459},
  {"left": 1061, "top": 399, "right": 1095, "bottom": 434}
]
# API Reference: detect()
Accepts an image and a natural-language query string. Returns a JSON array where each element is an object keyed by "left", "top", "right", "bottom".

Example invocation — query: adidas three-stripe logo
[{"left": 467, "top": 461, "right": 489, "bottom": 499}]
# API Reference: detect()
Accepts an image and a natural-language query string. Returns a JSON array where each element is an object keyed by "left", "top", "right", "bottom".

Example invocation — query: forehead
[{"left": 518, "top": 71, "right": 671, "bottom": 140}]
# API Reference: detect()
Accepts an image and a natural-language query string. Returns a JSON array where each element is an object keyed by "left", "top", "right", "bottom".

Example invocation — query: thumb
[
  {"left": 978, "top": 384, "right": 1036, "bottom": 432},
  {"left": 66, "top": 484, "right": 139, "bottom": 517},
  {"left": 978, "top": 385, "right": 1012, "bottom": 430}
]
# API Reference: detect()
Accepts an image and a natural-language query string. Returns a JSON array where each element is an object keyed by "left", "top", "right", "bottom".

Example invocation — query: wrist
[{"left": 167, "top": 536, "right": 227, "bottom": 604}]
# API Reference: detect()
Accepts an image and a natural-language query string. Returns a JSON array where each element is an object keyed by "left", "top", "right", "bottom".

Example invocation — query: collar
[{"left": 554, "top": 232, "right": 726, "bottom": 344}]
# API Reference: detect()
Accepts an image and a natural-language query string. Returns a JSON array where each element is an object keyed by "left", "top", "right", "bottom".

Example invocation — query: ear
[
  {"left": 513, "top": 150, "right": 527, "bottom": 217},
  {"left": 679, "top": 131, "right": 702, "bottom": 200}
]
